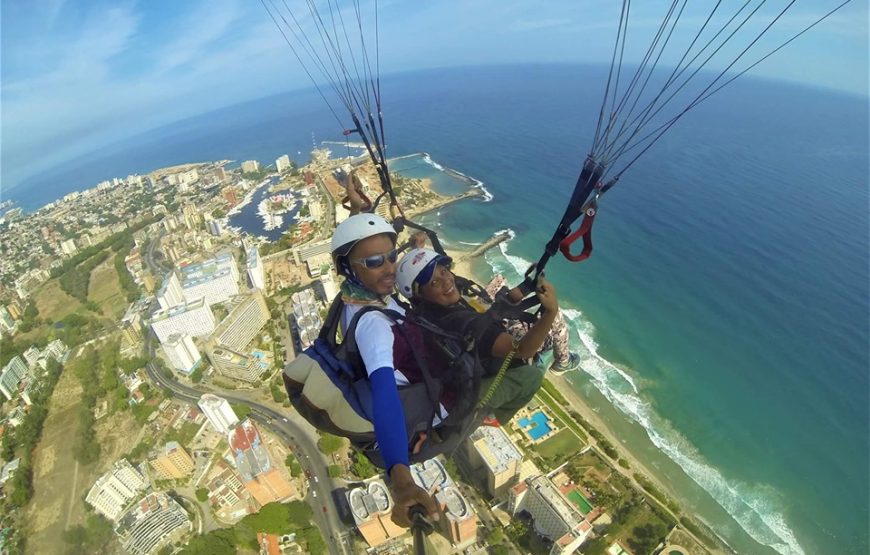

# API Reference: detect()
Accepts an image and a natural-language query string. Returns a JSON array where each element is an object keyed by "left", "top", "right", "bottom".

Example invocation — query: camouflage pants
[{"left": 503, "top": 310, "right": 571, "bottom": 365}]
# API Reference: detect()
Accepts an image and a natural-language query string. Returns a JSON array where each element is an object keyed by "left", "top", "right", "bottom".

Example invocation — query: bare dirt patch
[
  {"left": 24, "top": 366, "right": 87, "bottom": 555},
  {"left": 88, "top": 257, "right": 127, "bottom": 319},
  {"left": 34, "top": 279, "right": 82, "bottom": 322}
]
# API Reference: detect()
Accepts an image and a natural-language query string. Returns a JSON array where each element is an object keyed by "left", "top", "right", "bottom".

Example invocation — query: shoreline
[{"left": 402, "top": 153, "right": 730, "bottom": 552}]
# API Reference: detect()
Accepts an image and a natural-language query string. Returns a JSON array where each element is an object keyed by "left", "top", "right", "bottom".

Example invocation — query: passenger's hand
[
  {"left": 344, "top": 172, "right": 367, "bottom": 213},
  {"left": 536, "top": 278, "right": 559, "bottom": 313},
  {"left": 411, "top": 231, "right": 428, "bottom": 249},
  {"left": 389, "top": 465, "right": 439, "bottom": 528}
]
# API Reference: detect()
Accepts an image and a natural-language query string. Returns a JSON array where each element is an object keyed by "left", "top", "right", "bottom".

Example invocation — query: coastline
[{"left": 403, "top": 156, "right": 729, "bottom": 552}]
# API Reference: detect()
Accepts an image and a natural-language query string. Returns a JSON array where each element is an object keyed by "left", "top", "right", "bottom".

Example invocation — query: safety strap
[{"left": 558, "top": 203, "right": 597, "bottom": 262}]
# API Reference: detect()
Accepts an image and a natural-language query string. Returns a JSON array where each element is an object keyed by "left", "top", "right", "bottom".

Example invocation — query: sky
[{"left": 2, "top": 0, "right": 867, "bottom": 193}]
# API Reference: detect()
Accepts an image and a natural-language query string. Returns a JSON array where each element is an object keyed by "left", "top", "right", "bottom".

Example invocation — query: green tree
[
  {"left": 327, "top": 465, "right": 342, "bottom": 478},
  {"left": 300, "top": 526, "right": 326, "bottom": 555},
  {"left": 195, "top": 488, "right": 210, "bottom": 502},
  {"left": 316, "top": 433, "right": 343, "bottom": 455},
  {"left": 231, "top": 403, "right": 252, "bottom": 420},
  {"left": 487, "top": 527, "right": 505, "bottom": 545},
  {"left": 349, "top": 451, "right": 377, "bottom": 479}
]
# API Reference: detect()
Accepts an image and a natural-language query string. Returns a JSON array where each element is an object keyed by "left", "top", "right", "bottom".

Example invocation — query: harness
[{"left": 282, "top": 294, "right": 488, "bottom": 468}]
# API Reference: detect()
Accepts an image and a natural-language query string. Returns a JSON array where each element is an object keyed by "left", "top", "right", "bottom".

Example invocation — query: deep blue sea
[{"left": 8, "top": 65, "right": 868, "bottom": 554}]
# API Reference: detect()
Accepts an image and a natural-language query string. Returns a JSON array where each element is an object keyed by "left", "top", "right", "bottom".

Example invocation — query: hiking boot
[{"left": 551, "top": 352, "right": 581, "bottom": 373}]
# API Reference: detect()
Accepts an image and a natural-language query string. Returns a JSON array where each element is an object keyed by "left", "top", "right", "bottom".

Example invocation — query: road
[{"left": 144, "top": 353, "right": 352, "bottom": 555}]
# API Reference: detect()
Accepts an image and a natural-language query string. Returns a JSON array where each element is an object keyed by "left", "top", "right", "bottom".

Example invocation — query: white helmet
[
  {"left": 331, "top": 213, "right": 396, "bottom": 260},
  {"left": 396, "top": 248, "right": 452, "bottom": 299}
]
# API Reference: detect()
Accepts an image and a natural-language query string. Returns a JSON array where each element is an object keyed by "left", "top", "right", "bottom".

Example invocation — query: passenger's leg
[{"left": 479, "top": 364, "right": 544, "bottom": 424}]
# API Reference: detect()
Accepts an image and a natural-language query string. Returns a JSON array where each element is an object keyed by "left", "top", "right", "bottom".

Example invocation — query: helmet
[
  {"left": 331, "top": 214, "right": 397, "bottom": 270},
  {"left": 396, "top": 248, "right": 452, "bottom": 299}
]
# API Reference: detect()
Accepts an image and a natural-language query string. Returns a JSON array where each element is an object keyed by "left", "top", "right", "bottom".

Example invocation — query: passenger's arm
[{"left": 491, "top": 279, "right": 559, "bottom": 359}]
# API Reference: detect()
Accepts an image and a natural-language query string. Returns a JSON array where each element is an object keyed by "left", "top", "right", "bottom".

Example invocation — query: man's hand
[
  {"left": 344, "top": 171, "right": 368, "bottom": 215},
  {"left": 388, "top": 464, "right": 439, "bottom": 528},
  {"left": 536, "top": 278, "right": 559, "bottom": 313}
]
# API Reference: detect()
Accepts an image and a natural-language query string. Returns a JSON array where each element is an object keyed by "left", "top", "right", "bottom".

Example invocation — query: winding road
[{"left": 144, "top": 341, "right": 354, "bottom": 555}]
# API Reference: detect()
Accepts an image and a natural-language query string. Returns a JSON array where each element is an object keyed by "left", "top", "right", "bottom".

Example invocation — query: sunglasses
[{"left": 350, "top": 248, "right": 399, "bottom": 269}]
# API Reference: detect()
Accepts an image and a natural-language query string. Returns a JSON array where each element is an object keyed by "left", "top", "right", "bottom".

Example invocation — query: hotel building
[
  {"left": 463, "top": 425, "right": 524, "bottom": 498},
  {"left": 198, "top": 394, "right": 239, "bottom": 434},
  {"left": 149, "top": 297, "right": 217, "bottom": 343},
  {"left": 85, "top": 459, "right": 148, "bottom": 522}
]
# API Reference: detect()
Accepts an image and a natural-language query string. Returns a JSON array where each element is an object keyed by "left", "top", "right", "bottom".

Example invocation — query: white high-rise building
[
  {"left": 0, "top": 356, "right": 28, "bottom": 401},
  {"left": 319, "top": 272, "right": 339, "bottom": 302},
  {"left": 162, "top": 334, "right": 202, "bottom": 374},
  {"left": 198, "top": 394, "right": 239, "bottom": 434},
  {"left": 212, "top": 292, "right": 269, "bottom": 352},
  {"left": 275, "top": 155, "right": 291, "bottom": 173},
  {"left": 156, "top": 272, "right": 184, "bottom": 310},
  {"left": 180, "top": 252, "right": 240, "bottom": 306},
  {"left": 85, "top": 459, "right": 148, "bottom": 522},
  {"left": 42, "top": 339, "right": 68, "bottom": 362},
  {"left": 148, "top": 297, "right": 217, "bottom": 343},
  {"left": 241, "top": 160, "right": 260, "bottom": 174},
  {"left": 246, "top": 246, "right": 265, "bottom": 290},
  {"left": 22, "top": 346, "right": 41, "bottom": 368}
]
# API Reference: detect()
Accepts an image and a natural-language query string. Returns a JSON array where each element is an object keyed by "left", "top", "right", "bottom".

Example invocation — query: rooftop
[{"left": 470, "top": 425, "right": 523, "bottom": 475}]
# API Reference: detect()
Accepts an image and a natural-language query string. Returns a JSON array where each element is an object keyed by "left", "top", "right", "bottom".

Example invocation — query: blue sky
[{"left": 2, "top": 0, "right": 867, "bottom": 192}]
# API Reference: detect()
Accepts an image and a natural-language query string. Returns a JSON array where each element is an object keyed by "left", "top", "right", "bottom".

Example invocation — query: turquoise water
[
  {"left": 10, "top": 65, "right": 868, "bottom": 555},
  {"left": 518, "top": 411, "right": 552, "bottom": 441}
]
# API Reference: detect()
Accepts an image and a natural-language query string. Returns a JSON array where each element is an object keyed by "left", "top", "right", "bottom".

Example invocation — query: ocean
[{"left": 8, "top": 64, "right": 868, "bottom": 554}]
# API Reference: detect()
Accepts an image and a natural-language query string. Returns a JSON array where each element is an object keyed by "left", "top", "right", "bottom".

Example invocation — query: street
[{"left": 145, "top": 355, "right": 353, "bottom": 555}]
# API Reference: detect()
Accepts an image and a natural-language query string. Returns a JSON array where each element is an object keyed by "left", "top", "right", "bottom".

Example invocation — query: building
[
  {"left": 60, "top": 238, "right": 78, "bottom": 256},
  {"left": 244, "top": 468, "right": 296, "bottom": 506},
  {"left": 85, "top": 459, "right": 148, "bottom": 521},
  {"left": 148, "top": 297, "right": 217, "bottom": 343},
  {"left": 290, "top": 289, "right": 322, "bottom": 349},
  {"left": 228, "top": 419, "right": 272, "bottom": 481},
  {"left": 121, "top": 310, "right": 145, "bottom": 346},
  {"left": 149, "top": 441, "right": 195, "bottom": 480},
  {"left": 198, "top": 393, "right": 239, "bottom": 434},
  {"left": 509, "top": 475, "right": 591, "bottom": 551},
  {"left": 410, "top": 459, "right": 477, "bottom": 547},
  {"left": 208, "top": 218, "right": 226, "bottom": 236},
  {"left": 181, "top": 203, "right": 201, "bottom": 230},
  {"left": 180, "top": 252, "right": 240, "bottom": 306},
  {"left": 42, "top": 339, "right": 69, "bottom": 362},
  {"left": 0, "top": 305, "right": 17, "bottom": 334},
  {"left": 319, "top": 272, "right": 339, "bottom": 303},
  {"left": 241, "top": 160, "right": 260, "bottom": 174},
  {"left": 345, "top": 478, "right": 406, "bottom": 547},
  {"left": 117, "top": 492, "right": 192, "bottom": 555},
  {"left": 162, "top": 334, "right": 202, "bottom": 374},
  {"left": 276, "top": 154, "right": 291, "bottom": 173},
  {"left": 464, "top": 425, "right": 523, "bottom": 498},
  {"left": 213, "top": 293, "right": 269, "bottom": 352},
  {"left": 205, "top": 345, "right": 265, "bottom": 382},
  {"left": 22, "top": 346, "right": 41, "bottom": 368},
  {"left": 206, "top": 460, "right": 251, "bottom": 518},
  {"left": 221, "top": 186, "right": 238, "bottom": 206},
  {"left": 0, "top": 356, "right": 28, "bottom": 401},
  {"left": 156, "top": 272, "right": 184, "bottom": 310},
  {"left": 246, "top": 246, "right": 265, "bottom": 290}
]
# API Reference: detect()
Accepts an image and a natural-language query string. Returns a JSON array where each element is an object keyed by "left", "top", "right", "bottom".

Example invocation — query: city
[{"left": 1, "top": 153, "right": 714, "bottom": 555}]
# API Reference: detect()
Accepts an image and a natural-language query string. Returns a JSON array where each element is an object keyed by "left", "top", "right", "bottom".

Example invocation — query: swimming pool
[
  {"left": 567, "top": 490, "right": 594, "bottom": 515},
  {"left": 518, "top": 410, "right": 552, "bottom": 440}
]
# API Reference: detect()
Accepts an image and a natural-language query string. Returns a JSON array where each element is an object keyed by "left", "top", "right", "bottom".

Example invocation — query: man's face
[
  {"left": 347, "top": 233, "right": 397, "bottom": 296},
  {"left": 418, "top": 263, "right": 461, "bottom": 306}
]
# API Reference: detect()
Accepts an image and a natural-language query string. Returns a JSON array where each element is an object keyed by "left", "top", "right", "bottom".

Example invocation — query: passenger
[
  {"left": 329, "top": 214, "right": 438, "bottom": 528},
  {"left": 396, "top": 248, "right": 556, "bottom": 425}
]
